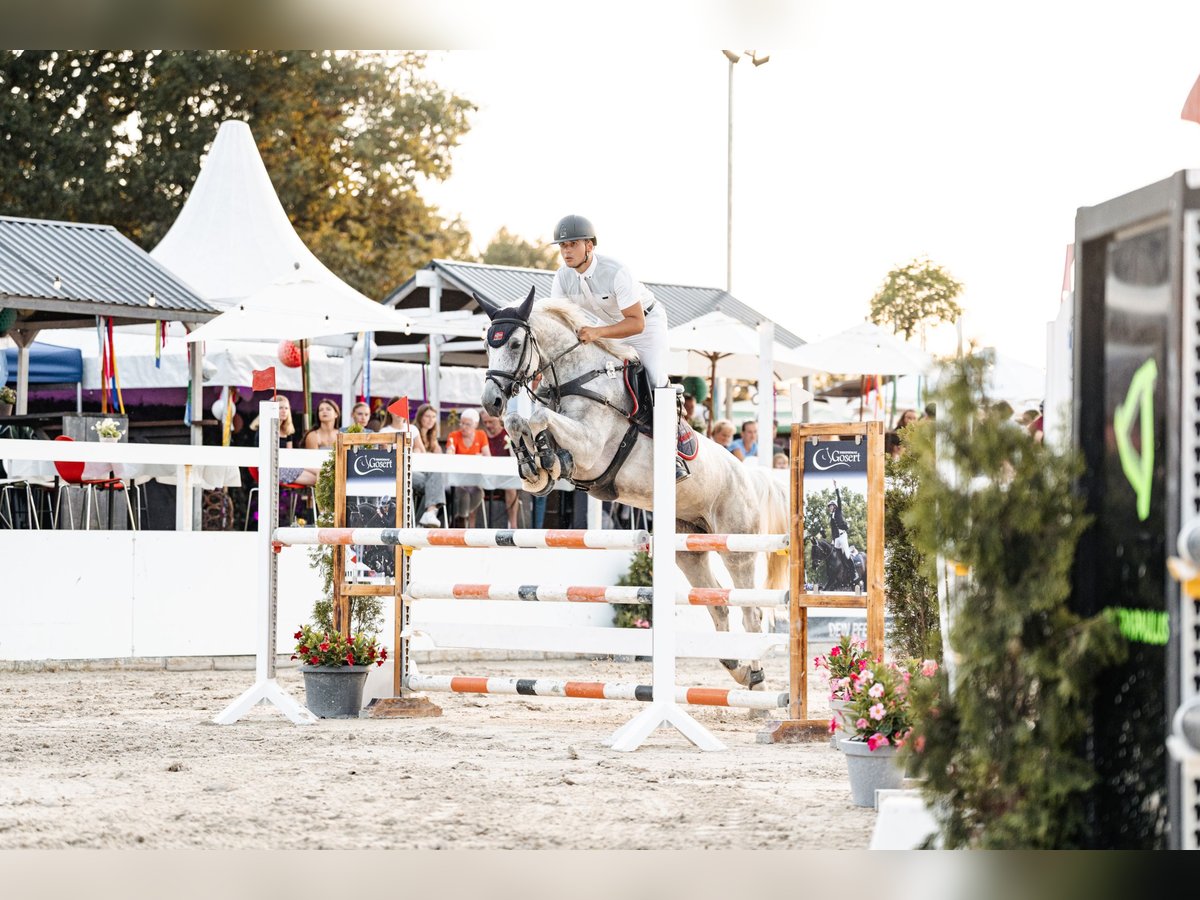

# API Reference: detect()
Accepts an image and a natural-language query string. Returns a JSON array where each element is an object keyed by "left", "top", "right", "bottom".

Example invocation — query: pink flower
[
  {"left": 869, "top": 703, "right": 885, "bottom": 721},
  {"left": 921, "top": 659, "right": 938, "bottom": 677},
  {"left": 915, "top": 735, "right": 926, "bottom": 753},
  {"left": 866, "top": 733, "right": 891, "bottom": 751},
  {"left": 868, "top": 682, "right": 885, "bottom": 698},
  {"left": 901, "top": 670, "right": 912, "bottom": 684},
  {"left": 309, "top": 655, "right": 319, "bottom": 665},
  {"left": 830, "top": 646, "right": 842, "bottom": 658},
  {"left": 856, "top": 717, "right": 869, "bottom": 730},
  {"left": 828, "top": 718, "right": 838, "bottom": 734},
  {"left": 860, "top": 669, "right": 874, "bottom": 683},
  {"left": 319, "top": 642, "right": 331, "bottom": 652}
]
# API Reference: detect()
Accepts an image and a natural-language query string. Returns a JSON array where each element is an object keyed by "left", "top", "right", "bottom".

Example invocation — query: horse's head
[{"left": 476, "top": 286, "right": 538, "bottom": 416}]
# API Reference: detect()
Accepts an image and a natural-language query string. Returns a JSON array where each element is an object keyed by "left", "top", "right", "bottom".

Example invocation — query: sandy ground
[{"left": 0, "top": 653, "right": 877, "bottom": 850}]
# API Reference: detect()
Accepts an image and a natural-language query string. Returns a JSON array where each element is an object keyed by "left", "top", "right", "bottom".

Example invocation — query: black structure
[{"left": 1072, "top": 169, "right": 1200, "bottom": 849}]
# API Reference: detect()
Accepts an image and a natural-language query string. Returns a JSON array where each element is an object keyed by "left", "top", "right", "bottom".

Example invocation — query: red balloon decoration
[{"left": 277, "top": 340, "right": 305, "bottom": 368}]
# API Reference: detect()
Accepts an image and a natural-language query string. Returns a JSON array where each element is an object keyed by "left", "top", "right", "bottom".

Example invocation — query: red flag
[
  {"left": 387, "top": 396, "right": 409, "bottom": 421},
  {"left": 1182, "top": 72, "right": 1200, "bottom": 125},
  {"left": 252, "top": 366, "right": 276, "bottom": 394}
]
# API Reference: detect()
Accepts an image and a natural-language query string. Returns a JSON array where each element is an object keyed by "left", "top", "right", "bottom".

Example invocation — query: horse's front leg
[
  {"left": 528, "top": 407, "right": 607, "bottom": 478},
  {"left": 503, "top": 412, "right": 553, "bottom": 495}
]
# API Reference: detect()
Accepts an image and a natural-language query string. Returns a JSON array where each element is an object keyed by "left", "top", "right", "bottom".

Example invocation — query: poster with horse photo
[
  {"left": 343, "top": 444, "right": 399, "bottom": 581},
  {"left": 802, "top": 439, "right": 868, "bottom": 593}
]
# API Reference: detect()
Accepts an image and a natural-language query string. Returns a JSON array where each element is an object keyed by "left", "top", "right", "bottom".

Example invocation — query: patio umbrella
[
  {"left": 781, "top": 322, "right": 934, "bottom": 422},
  {"left": 667, "top": 310, "right": 815, "bottom": 427}
]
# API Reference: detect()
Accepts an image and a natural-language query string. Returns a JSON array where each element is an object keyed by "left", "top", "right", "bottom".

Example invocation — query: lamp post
[{"left": 722, "top": 49, "right": 769, "bottom": 295}]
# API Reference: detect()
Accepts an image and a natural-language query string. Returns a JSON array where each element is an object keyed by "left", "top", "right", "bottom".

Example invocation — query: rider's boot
[{"left": 675, "top": 388, "right": 696, "bottom": 483}]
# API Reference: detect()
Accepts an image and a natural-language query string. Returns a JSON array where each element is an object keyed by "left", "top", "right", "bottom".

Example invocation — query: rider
[
  {"left": 549, "top": 214, "right": 693, "bottom": 482},
  {"left": 828, "top": 479, "right": 853, "bottom": 560}
]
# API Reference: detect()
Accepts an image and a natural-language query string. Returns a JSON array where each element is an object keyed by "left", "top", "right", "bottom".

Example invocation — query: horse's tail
[{"left": 748, "top": 467, "right": 790, "bottom": 592}]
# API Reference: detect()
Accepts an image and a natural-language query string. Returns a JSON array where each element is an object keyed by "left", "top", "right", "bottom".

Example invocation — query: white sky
[{"left": 415, "top": 2, "right": 1200, "bottom": 371}]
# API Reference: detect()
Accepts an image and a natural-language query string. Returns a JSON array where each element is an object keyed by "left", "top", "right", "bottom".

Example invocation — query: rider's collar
[{"left": 574, "top": 253, "right": 598, "bottom": 279}]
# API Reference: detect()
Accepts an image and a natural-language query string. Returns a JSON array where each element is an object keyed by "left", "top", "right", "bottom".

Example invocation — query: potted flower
[
  {"left": 839, "top": 655, "right": 938, "bottom": 807},
  {"left": 813, "top": 632, "right": 872, "bottom": 746},
  {"left": 0, "top": 384, "right": 15, "bottom": 417},
  {"left": 291, "top": 624, "right": 388, "bottom": 718},
  {"left": 93, "top": 417, "right": 124, "bottom": 443}
]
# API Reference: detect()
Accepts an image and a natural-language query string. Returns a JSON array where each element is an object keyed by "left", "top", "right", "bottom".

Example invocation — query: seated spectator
[
  {"left": 382, "top": 400, "right": 446, "bottom": 527},
  {"left": 710, "top": 419, "right": 736, "bottom": 449},
  {"left": 772, "top": 452, "right": 789, "bottom": 469},
  {"left": 480, "top": 409, "right": 520, "bottom": 528},
  {"left": 682, "top": 392, "right": 708, "bottom": 431},
  {"left": 302, "top": 398, "right": 341, "bottom": 449},
  {"left": 885, "top": 431, "right": 903, "bottom": 460},
  {"left": 729, "top": 420, "right": 759, "bottom": 461},
  {"left": 895, "top": 408, "right": 920, "bottom": 431},
  {"left": 342, "top": 401, "right": 372, "bottom": 432},
  {"left": 446, "top": 408, "right": 490, "bottom": 527}
]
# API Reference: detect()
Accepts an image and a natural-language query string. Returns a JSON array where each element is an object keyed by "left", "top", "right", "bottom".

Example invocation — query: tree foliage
[
  {"left": 480, "top": 227, "right": 558, "bottom": 271},
  {"left": 868, "top": 257, "right": 964, "bottom": 341},
  {"left": 0, "top": 50, "right": 476, "bottom": 300},
  {"left": 900, "top": 355, "right": 1126, "bottom": 848}
]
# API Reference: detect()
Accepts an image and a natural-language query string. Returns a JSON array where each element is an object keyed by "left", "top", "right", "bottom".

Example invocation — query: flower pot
[
  {"left": 301, "top": 665, "right": 371, "bottom": 718},
  {"left": 98, "top": 435, "right": 119, "bottom": 444},
  {"left": 0, "top": 401, "right": 12, "bottom": 417},
  {"left": 840, "top": 738, "right": 905, "bottom": 807},
  {"left": 829, "top": 698, "right": 856, "bottom": 747}
]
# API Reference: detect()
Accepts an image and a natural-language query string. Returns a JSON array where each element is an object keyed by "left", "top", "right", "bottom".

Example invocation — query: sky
[{"left": 412, "top": 2, "right": 1200, "bottom": 372}]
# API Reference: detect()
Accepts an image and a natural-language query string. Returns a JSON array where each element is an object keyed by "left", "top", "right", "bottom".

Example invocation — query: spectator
[
  {"left": 381, "top": 400, "right": 446, "bottom": 527},
  {"left": 729, "top": 420, "right": 759, "bottom": 461},
  {"left": 302, "top": 398, "right": 341, "bottom": 449},
  {"left": 446, "top": 408, "right": 490, "bottom": 527},
  {"left": 682, "top": 392, "right": 707, "bottom": 431},
  {"left": 772, "top": 452, "right": 789, "bottom": 470},
  {"left": 249, "top": 394, "right": 316, "bottom": 487},
  {"left": 710, "top": 419, "right": 736, "bottom": 449},
  {"left": 885, "top": 431, "right": 903, "bottom": 460},
  {"left": 895, "top": 408, "right": 920, "bottom": 432},
  {"left": 342, "top": 401, "right": 372, "bottom": 432},
  {"left": 480, "top": 410, "right": 521, "bottom": 528}
]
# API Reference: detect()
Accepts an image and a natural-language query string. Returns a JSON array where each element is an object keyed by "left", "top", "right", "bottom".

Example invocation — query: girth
[{"left": 569, "top": 420, "right": 642, "bottom": 502}]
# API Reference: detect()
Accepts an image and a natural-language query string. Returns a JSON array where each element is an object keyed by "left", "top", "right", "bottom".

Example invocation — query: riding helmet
[{"left": 553, "top": 214, "right": 598, "bottom": 246}]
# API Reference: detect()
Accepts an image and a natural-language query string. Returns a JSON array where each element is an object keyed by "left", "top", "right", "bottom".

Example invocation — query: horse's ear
[
  {"left": 516, "top": 285, "right": 535, "bottom": 321},
  {"left": 473, "top": 292, "right": 502, "bottom": 321}
]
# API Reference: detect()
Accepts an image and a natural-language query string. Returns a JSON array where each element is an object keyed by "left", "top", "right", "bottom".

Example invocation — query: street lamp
[{"left": 723, "top": 50, "right": 769, "bottom": 295}]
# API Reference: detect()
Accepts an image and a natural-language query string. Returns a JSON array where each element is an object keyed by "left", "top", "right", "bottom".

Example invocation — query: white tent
[{"left": 783, "top": 321, "right": 934, "bottom": 377}]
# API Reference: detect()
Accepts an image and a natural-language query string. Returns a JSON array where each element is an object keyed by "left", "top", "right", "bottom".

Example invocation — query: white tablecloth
[{"left": 3, "top": 457, "right": 242, "bottom": 490}]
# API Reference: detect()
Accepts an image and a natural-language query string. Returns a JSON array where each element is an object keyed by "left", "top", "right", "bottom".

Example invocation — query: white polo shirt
[{"left": 550, "top": 253, "right": 657, "bottom": 324}]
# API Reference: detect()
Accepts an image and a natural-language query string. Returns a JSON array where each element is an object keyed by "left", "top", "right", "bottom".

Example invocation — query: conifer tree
[{"left": 901, "top": 356, "right": 1125, "bottom": 848}]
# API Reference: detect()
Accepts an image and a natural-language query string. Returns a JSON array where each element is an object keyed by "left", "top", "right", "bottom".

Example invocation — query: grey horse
[{"left": 476, "top": 288, "right": 789, "bottom": 692}]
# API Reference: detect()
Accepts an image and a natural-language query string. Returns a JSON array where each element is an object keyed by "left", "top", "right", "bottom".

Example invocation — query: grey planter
[
  {"left": 301, "top": 665, "right": 371, "bottom": 718},
  {"left": 840, "top": 738, "right": 904, "bottom": 807}
]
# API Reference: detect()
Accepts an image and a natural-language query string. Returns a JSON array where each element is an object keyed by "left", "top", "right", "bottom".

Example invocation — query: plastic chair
[
  {"left": 52, "top": 436, "right": 137, "bottom": 530},
  {"left": 244, "top": 466, "right": 317, "bottom": 529}
]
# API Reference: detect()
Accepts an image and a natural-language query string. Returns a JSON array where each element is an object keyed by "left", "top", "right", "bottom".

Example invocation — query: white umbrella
[
  {"left": 667, "top": 311, "right": 817, "bottom": 381},
  {"left": 184, "top": 276, "right": 482, "bottom": 343},
  {"left": 782, "top": 321, "right": 934, "bottom": 376}
]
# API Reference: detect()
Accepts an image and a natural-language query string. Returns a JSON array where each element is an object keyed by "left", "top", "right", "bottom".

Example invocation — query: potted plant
[
  {"left": 291, "top": 624, "right": 388, "bottom": 718},
  {"left": 812, "top": 633, "right": 872, "bottom": 746},
  {"left": 0, "top": 384, "right": 15, "bottom": 417},
  {"left": 839, "top": 655, "right": 938, "bottom": 807},
  {"left": 93, "top": 417, "right": 124, "bottom": 443}
]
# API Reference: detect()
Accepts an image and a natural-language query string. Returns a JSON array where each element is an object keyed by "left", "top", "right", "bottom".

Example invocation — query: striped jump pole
[
  {"left": 405, "top": 674, "right": 789, "bottom": 712},
  {"left": 273, "top": 527, "right": 650, "bottom": 551},
  {"left": 676, "top": 533, "right": 789, "bottom": 553},
  {"left": 405, "top": 582, "right": 788, "bottom": 608}
]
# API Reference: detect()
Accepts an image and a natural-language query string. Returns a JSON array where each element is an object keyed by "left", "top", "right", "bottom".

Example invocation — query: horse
[
  {"left": 809, "top": 534, "right": 866, "bottom": 592},
  {"left": 475, "top": 287, "right": 790, "bottom": 695}
]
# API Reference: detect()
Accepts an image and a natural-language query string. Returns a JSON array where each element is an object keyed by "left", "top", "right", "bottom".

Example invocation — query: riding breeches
[
  {"left": 834, "top": 532, "right": 852, "bottom": 558},
  {"left": 620, "top": 303, "right": 670, "bottom": 387}
]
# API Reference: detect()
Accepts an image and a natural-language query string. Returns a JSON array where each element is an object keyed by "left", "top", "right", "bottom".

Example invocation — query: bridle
[{"left": 484, "top": 314, "right": 582, "bottom": 409}]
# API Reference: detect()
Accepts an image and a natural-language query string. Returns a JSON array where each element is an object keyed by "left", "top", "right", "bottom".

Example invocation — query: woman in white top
[{"left": 380, "top": 400, "right": 446, "bottom": 527}]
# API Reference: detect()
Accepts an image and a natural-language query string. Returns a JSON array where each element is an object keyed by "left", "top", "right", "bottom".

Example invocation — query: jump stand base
[
  {"left": 756, "top": 718, "right": 830, "bottom": 744},
  {"left": 364, "top": 695, "right": 443, "bottom": 718}
]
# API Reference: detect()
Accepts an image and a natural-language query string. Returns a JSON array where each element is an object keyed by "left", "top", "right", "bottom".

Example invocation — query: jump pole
[
  {"left": 214, "top": 400, "right": 317, "bottom": 726},
  {"left": 605, "top": 386, "right": 725, "bottom": 752}
]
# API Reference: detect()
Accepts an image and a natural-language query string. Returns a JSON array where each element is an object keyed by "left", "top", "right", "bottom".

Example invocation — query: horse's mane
[{"left": 533, "top": 299, "right": 638, "bottom": 363}]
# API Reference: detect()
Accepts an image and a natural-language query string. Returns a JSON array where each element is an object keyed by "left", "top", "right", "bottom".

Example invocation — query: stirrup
[{"left": 675, "top": 456, "right": 691, "bottom": 483}]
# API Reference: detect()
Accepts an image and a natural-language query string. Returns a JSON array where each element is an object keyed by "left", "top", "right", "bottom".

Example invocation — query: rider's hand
[{"left": 577, "top": 326, "right": 600, "bottom": 344}]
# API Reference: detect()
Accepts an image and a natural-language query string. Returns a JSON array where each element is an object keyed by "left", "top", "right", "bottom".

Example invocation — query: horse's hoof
[{"left": 748, "top": 667, "right": 765, "bottom": 688}]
